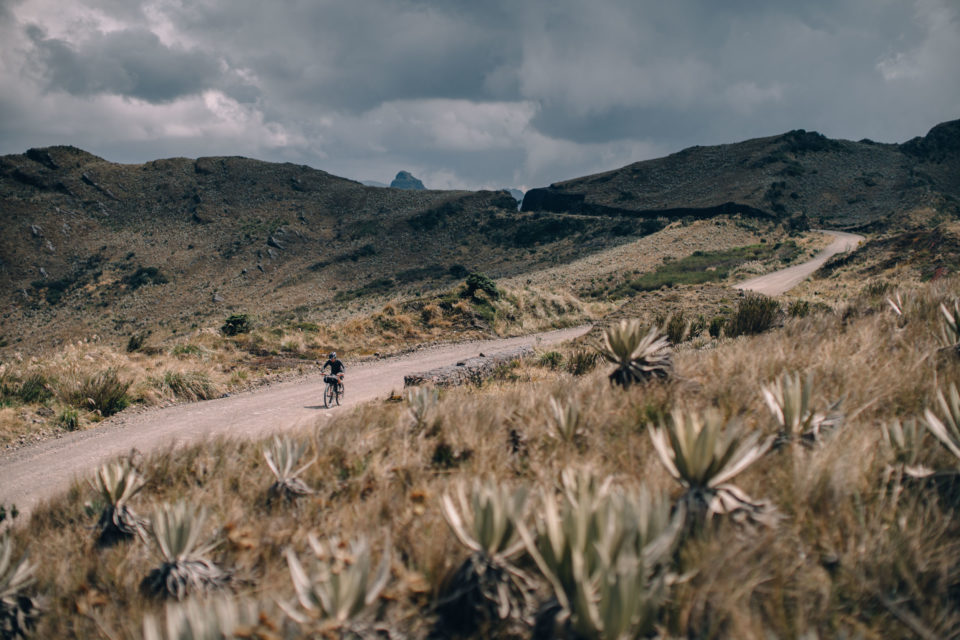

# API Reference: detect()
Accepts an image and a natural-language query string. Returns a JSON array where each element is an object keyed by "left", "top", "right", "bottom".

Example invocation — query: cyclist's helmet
[{"left": 328, "top": 352, "right": 337, "bottom": 359}]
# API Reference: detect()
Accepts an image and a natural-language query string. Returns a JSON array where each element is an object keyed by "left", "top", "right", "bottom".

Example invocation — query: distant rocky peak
[{"left": 390, "top": 171, "right": 425, "bottom": 190}]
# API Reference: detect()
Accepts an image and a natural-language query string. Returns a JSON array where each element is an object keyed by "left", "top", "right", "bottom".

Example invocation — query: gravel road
[
  {"left": 0, "top": 326, "right": 589, "bottom": 518},
  {"left": 734, "top": 230, "right": 864, "bottom": 296},
  {"left": 0, "top": 232, "right": 864, "bottom": 519}
]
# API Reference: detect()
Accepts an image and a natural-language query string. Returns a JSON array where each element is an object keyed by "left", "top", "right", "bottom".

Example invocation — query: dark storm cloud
[
  {"left": 1, "top": 0, "right": 958, "bottom": 189},
  {"left": 160, "top": 0, "right": 522, "bottom": 110},
  {"left": 24, "top": 25, "right": 226, "bottom": 103}
]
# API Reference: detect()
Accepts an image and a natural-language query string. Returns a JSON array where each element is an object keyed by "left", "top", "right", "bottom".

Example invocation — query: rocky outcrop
[
  {"left": 403, "top": 346, "right": 533, "bottom": 387},
  {"left": 390, "top": 171, "right": 425, "bottom": 190}
]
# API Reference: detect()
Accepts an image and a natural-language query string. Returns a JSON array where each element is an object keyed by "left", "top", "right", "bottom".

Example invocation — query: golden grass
[
  {"left": 0, "top": 284, "right": 595, "bottom": 447},
  {"left": 6, "top": 275, "right": 960, "bottom": 638}
]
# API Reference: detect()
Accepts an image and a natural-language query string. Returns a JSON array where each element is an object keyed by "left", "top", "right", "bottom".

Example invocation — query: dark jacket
[{"left": 322, "top": 358, "right": 345, "bottom": 375}]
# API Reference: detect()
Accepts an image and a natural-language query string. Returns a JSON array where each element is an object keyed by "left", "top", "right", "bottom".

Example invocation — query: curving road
[
  {"left": 734, "top": 230, "right": 863, "bottom": 296},
  {"left": 0, "top": 231, "right": 864, "bottom": 519},
  {"left": 0, "top": 326, "right": 589, "bottom": 519}
]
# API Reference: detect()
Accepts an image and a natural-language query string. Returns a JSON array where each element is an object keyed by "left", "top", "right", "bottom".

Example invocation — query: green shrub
[
  {"left": 708, "top": 316, "right": 726, "bottom": 338},
  {"left": 462, "top": 273, "right": 500, "bottom": 300},
  {"left": 221, "top": 314, "right": 252, "bottom": 336},
  {"left": 538, "top": 351, "right": 564, "bottom": 369},
  {"left": 126, "top": 332, "right": 147, "bottom": 352},
  {"left": 664, "top": 312, "right": 687, "bottom": 344},
  {"left": 123, "top": 266, "right": 168, "bottom": 290},
  {"left": 163, "top": 371, "right": 219, "bottom": 401},
  {"left": 64, "top": 368, "right": 131, "bottom": 416},
  {"left": 18, "top": 373, "right": 52, "bottom": 404},
  {"left": 787, "top": 299, "right": 811, "bottom": 318},
  {"left": 566, "top": 349, "right": 600, "bottom": 376},
  {"left": 58, "top": 408, "right": 80, "bottom": 431},
  {"left": 727, "top": 294, "right": 781, "bottom": 337}
]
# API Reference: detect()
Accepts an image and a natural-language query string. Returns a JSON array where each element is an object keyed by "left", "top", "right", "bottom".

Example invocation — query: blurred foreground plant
[
  {"left": 281, "top": 534, "right": 390, "bottom": 633},
  {"left": 90, "top": 461, "right": 148, "bottom": 546},
  {"left": 922, "top": 382, "right": 960, "bottom": 468},
  {"left": 938, "top": 299, "right": 960, "bottom": 354},
  {"left": 650, "top": 409, "right": 773, "bottom": 529},
  {"left": 761, "top": 371, "right": 843, "bottom": 446},
  {"left": 437, "top": 478, "right": 534, "bottom": 633},
  {"left": 518, "top": 469, "right": 683, "bottom": 639},
  {"left": 0, "top": 533, "right": 38, "bottom": 639},
  {"left": 143, "top": 501, "right": 230, "bottom": 600},
  {"left": 143, "top": 596, "right": 263, "bottom": 640},
  {"left": 264, "top": 436, "right": 315, "bottom": 502}
]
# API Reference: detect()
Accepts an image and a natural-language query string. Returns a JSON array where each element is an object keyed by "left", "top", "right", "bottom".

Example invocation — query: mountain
[
  {"left": 522, "top": 120, "right": 960, "bottom": 231},
  {"left": 361, "top": 179, "right": 389, "bottom": 188},
  {"left": 0, "top": 149, "right": 650, "bottom": 352},
  {"left": 390, "top": 171, "right": 425, "bottom": 190}
]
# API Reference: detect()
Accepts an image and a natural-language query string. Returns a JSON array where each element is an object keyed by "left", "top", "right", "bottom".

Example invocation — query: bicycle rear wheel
[{"left": 324, "top": 383, "right": 335, "bottom": 408}]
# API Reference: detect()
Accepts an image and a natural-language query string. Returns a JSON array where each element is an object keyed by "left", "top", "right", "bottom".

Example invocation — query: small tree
[
  {"left": 462, "top": 273, "right": 500, "bottom": 300},
  {"left": 220, "top": 314, "right": 252, "bottom": 336}
]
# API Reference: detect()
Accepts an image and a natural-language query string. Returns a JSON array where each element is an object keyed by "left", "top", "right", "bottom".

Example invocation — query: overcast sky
[{"left": 1, "top": 0, "right": 958, "bottom": 191}]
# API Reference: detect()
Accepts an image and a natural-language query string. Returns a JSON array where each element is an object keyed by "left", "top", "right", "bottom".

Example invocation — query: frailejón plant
[
  {"left": 761, "top": 371, "right": 843, "bottom": 445},
  {"left": 406, "top": 386, "right": 439, "bottom": 433},
  {"left": 518, "top": 469, "right": 683, "bottom": 639},
  {"left": 437, "top": 478, "right": 534, "bottom": 631},
  {"left": 90, "top": 461, "right": 148, "bottom": 545},
  {"left": 0, "top": 533, "right": 38, "bottom": 639},
  {"left": 264, "top": 435, "right": 315, "bottom": 501},
  {"left": 938, "top": 299, "right": 960, "bottom": 353},
  {"left": 143, "top": 501, "right": 230, "bottom": 600},
  {"left": 650, "top": 409, "right": 772, "bottom": 527},
  {"left": 881, "top": 418, "right": 933, "bottom": 479},
  {"left": 598, "top": 320, "right": 672, "bottom": 388},
  {"left": 281, "top": 535, "right": 390, "bottom": 631},
  {"left": 546, "top": 396, "right": 583, "bottom": 443},
  {"left": 143, "top": 596, "right": 259, "bottom": 640},
  {"left": 922, "top": 382, "right": 960, "bottom": 466}
]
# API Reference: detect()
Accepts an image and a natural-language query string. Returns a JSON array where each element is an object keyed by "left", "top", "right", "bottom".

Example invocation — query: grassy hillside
[
  {"left": 522, "top": 120, "right": 960, "bottom": 232},
  {"left": 0, "top": 147, "right": 658, "bottom": 355},
  {"left": 4, "top": 273, "right": 959, "bottom": 638}
]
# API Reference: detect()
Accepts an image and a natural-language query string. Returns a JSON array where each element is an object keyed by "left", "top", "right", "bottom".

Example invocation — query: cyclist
[{"left": 321, "top": 352, "right": 345, "bottom": 391}]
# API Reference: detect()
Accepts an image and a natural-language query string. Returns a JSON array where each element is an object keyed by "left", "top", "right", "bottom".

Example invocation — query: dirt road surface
[
  {"left": 734, "top": 230, "right": 864, "bottom": 296},
  {"left": 0, "top": 326, "right": 589, "bottom": 518}
]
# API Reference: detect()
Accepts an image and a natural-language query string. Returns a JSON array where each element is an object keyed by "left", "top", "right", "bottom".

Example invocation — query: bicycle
[{"left": 323, "top": 373, "right": 344, "bottom": 408}]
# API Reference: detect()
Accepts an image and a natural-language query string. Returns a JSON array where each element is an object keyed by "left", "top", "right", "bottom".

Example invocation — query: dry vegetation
[
  {"left": 0, "top": 281, "right": 598, "bottom": 448},
  {"left": 3, "top": 273, "right": 959, "bottom": 638}
]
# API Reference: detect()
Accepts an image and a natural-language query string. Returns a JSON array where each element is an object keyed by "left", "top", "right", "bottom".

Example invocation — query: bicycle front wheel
[
  {"left": 335, "top": 385, "right": 343, "bottom": 406},
  {"left": 324, "top": 383, "right": 335, "bottom": 408}
]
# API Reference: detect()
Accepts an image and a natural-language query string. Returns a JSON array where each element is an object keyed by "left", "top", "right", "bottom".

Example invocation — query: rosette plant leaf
[
  {"left": 598, "top": 320, "right": 672, "bottom": 388},
  {"left": 281, "top": 534, "right": 390, "bottom": 632},
  {"left": 938, "top": 299, "right": 960, "bottom": 353},
  {"left": 761, "top": 371, "right": 843, "bottom": 445},
  {"left": 922, "top": 382, "right": 960, "bottom": 466},
  {"left": 143, "top": 596, "right": 260, "bottom": 640},
  {"left": 142, "top": 501, "right": 230, "bottom": 600},
  {"left": 0, "top": 533, "right": 38, "bottom": 639},
  {"left": 406, "top": 386, "right": 439, "bottom": 433},
  {"left": 90, "top": 461, "right": 148, "bottom": 546},
  {"left": 650, "top": 409, "right": 773, "bottom": 528},
  {"left": 436, "top": 478, "right": 534, "bottom": 633},
  {"left": 881, "top": 418, "right": 934, "bottom": 480},
  {"left": 264, "top": 436, "right": 315, "bottom": 502},
  {"left": 518, "top": 469, "right": 683, "bottom": 639},
  {"left": 546, "top": 396, "right": 584, "bottom": 443}
]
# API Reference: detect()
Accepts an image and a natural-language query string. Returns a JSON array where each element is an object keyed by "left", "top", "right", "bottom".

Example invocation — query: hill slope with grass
[
  {"left": 0, "top": 148, "right": 666, "bottom": 354},
  {"left": 522, "top": 119, "right": 960, "bottom": 231}
]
